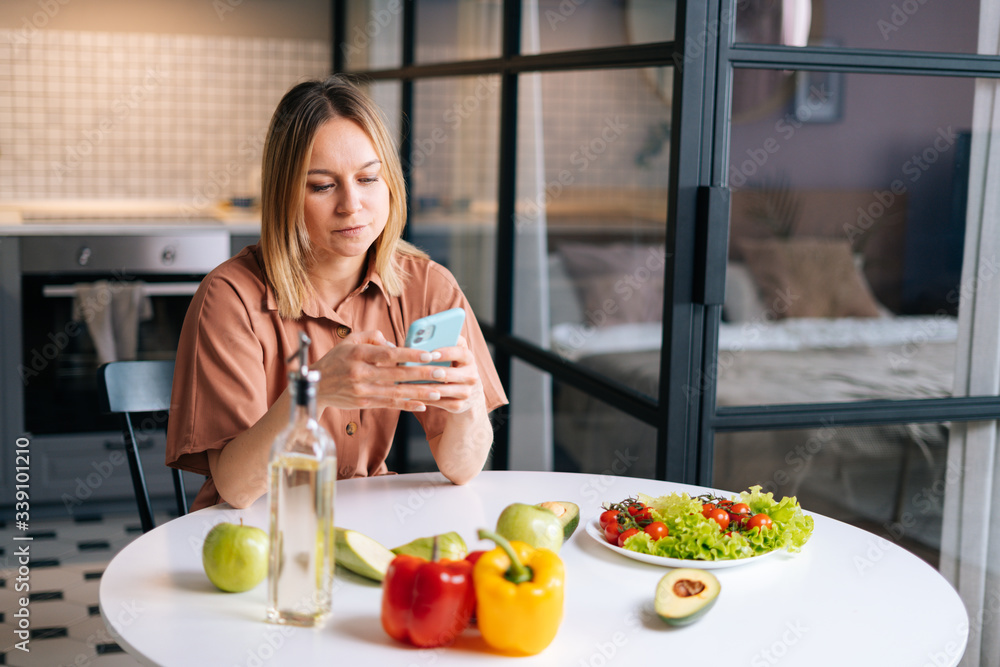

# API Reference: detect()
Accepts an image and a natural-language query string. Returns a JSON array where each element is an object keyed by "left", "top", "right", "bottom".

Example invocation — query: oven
[{"left": 7, "top": 232, "right": 231, "bottom": 507}]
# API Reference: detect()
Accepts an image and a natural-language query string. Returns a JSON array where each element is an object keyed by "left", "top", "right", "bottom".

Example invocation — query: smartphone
[{"left": 401, "top": 308, "right": 466, "bottom": 380}]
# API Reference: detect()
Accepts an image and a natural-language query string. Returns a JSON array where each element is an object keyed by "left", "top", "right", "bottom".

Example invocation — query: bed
[{"left": 546, "top": 191, "right": 955, "bottom": 549}]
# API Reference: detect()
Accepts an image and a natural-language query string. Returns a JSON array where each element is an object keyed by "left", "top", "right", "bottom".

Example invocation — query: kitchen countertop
[{"left": 0, "top": 199, "right": 262, "bottom": 236}]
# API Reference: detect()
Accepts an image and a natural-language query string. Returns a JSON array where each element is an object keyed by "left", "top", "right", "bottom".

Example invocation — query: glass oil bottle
[{"left": 266, "top": 332, "right": 337, "bottom": 627}]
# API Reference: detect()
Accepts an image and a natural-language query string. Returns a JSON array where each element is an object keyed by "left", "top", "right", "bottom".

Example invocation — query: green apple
[
  {"left": 391, "top": 531, "right": 468, "bottom": 561},
  {"left": 495, "top": 503, "right": 564, "bottom": 553},
  {"left": 202, "top": 520, "right": 269, "bottom": 593}
]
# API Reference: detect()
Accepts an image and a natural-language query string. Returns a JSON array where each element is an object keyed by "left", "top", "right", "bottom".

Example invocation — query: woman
[{"left": 166, "top": 76, "right": 507, "bottom": 511}]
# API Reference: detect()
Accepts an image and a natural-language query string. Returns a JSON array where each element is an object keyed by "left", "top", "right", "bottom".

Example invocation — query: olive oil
[
  {"left": 266, "top": 333, "right": 337, "bottom": 627},
  {"left": 266, "top": 455, "right": 335, "bottom": 626}
]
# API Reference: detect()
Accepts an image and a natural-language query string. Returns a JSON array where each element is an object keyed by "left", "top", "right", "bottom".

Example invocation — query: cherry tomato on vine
[
  {"left": 729, "top": 503, "right": 751, "bottom": 516},
  {"left": 644, "top": 521, "right": 669, "bottom": 540},
  {"left": 627, "top": 503, "right": 645, "bottom": 516},
  {"left": 634, "top": 507, "right": 654, "bottom": 525},
  {"left": 599, "top": 509, "right": 620, "bottom": 529},
  {"left": 705, "top": 507, "right": 730, "bottom": 531},
  {"left": 746, "top": 513, "right": 774, "bottom": 531},
  {"left": 701, "top": 503, "right": 717, "bottom": 518},
  {"left": 604, "top": 522, "right": 623, "bottom": 544},
  {"left": 617, "top": 527, "right": 641, "bottom": 547}
]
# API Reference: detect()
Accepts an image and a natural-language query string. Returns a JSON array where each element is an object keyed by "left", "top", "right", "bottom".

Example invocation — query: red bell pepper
[{"left": 381, "top": 540, "right": 476, "bottom": 648}]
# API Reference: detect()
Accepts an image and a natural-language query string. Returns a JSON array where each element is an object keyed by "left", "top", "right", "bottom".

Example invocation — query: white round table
[{"left": 100, "top": 471, "right": 968, "bottom": 666}]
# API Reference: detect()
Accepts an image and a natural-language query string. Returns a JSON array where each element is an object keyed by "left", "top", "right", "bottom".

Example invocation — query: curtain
[
  {"left": 507, "top": 0, "right": 554, "bottom": 470},
  {"left": 940, "top": 4, "right": 1000, "bottom": 665}
]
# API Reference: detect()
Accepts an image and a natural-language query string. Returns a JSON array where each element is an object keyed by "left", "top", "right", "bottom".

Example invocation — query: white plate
[{"left": 584, "top": 519, "right": 780, "bottom": 570}]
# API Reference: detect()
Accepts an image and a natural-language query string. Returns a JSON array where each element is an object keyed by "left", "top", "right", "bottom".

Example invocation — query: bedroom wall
[{"left": 727, "top": 1, "right": 978, "bottom": 314}]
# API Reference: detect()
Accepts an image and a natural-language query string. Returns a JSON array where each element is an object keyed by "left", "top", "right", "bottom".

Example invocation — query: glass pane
[
  {"left": 341, "top": 0, "right": 403, "bottom": 71},
  {"left": 521, "top": 0, "right": 673, "bottom": 54},
  {"left": 714, "top": 424, "right": 948, "bottom": 566},
  {"left": 514, "top": 68, "right": 670, "bottom": 398},
  {"left": 721, "top": 70, "right": 973, "bottom": 406},
  {"left": 360, "top": 80, "right": 402, "bottom": 145},
  {"left": 415, "top": 0, "right": 502, "bottom": 64},
  {"left": 553, "top": 378, "right": 657, "bottom": 479},
  {"left": 408, "top": 76, "right": 501, "bottom": 323},
  {"left": 735, "top": 0, "right": 980, "bottom": 55}
]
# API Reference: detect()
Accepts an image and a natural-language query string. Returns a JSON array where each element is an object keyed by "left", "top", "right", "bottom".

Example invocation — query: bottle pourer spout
[{"left": 287, "top": 332, "right": 312, "bottom": 377}]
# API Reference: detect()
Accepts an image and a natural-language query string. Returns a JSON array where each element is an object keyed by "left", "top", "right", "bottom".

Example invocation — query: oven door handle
[{"left": 41, "top": 282, "right": 202, "bottom": 298}]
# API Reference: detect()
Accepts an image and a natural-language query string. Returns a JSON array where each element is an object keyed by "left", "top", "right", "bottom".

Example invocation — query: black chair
[{"left": 97, "top": 360, "right": 187, "bottom": 533}]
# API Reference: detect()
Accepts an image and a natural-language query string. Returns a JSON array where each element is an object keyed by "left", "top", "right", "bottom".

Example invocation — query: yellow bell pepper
[{"left": 473, "top": 528, "right": 565, "bottom": 656}]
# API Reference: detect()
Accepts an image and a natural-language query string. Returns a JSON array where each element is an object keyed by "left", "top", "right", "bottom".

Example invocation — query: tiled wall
[
  {"left": 408, "top": 67, "right": 672, "bottom": 210},
  {"left": 0, "top": 29, "right": 330, "bottom": 201}
]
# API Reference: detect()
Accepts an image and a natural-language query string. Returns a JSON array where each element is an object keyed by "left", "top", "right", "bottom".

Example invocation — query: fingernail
[
  {"left": 431, "top": 351, "right": 442, "bottom": 360},
  {"left": 412, "top": 404, "right": 426, "bottom": 412},
  {"left": 384, "top": 341, "right": 396, "bottom": 348},
  {"left": 420, "top": 352, "right": 433, "bottom": 362},
  {"left": 428, "top": 392, "right": 441, "bottom": 400},
  {"left": 432, "top": 368, "right": 445, "bottom": 379}
]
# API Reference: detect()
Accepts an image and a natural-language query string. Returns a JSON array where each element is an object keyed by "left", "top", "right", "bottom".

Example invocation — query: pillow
[
  {"left": 739, "top": 238, "right": 882, "bottom": 319},
  {"left": 724, "top": 262, "right": 767, "bottom": 322},
  {"left": 557, "top": 243, "right": 666, "bottom": 327}
]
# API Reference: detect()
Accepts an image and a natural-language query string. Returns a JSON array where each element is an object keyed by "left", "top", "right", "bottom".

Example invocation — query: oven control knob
[
  {"left": 77, "top": 246, "right": 91, "bottom": 266},
  {"left": 161, "top": 246, "right": 176, "bottom": 265}
]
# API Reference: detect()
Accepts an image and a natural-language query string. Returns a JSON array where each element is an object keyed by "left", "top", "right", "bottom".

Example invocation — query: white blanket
[{"left": 550, "top": 316, "right": 958, "bottom": 360}]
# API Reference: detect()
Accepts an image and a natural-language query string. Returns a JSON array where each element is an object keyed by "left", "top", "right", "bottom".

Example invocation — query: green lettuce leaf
[{"left": 618, "top": 487, "right": 813, "bottom": 561}]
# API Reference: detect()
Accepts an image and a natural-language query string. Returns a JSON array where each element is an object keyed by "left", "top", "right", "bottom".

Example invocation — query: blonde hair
[{"left": 260, "top": 75, "right": 425, "bottom": 319}]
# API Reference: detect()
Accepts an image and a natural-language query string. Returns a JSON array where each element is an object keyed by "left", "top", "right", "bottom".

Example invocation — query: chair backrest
[{"left": 97, "top": 360, "right": 187, "bottom": 533}]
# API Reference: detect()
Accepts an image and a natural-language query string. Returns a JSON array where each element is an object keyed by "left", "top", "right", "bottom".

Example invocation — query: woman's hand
[
  {"left": 311, "top": 329, "right": 480, "bottom": 413},
  {"left": 414, "top": 336, "right": 484, "bottom": 415}
]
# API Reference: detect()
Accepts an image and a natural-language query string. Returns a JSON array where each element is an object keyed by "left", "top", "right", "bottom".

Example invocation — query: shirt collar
[{"left": 282, "top": 251, "right": 389, "bottom": 320}]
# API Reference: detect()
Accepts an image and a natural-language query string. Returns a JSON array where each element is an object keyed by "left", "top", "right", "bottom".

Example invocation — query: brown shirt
[{"left": 166, "top": 245, "right": 507, "bottom": 511}]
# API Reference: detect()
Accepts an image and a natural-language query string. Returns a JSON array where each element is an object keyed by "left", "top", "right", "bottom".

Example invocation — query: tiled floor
[{"left": 0, "top": 512, "right": 154, "bottom": 667}]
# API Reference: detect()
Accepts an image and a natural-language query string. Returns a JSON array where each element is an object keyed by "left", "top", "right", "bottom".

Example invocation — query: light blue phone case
[{"left": 402, "top": 308, "right": 466, "bottom": 377}]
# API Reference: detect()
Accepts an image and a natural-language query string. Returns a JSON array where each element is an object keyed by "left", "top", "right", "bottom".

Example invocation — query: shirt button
[
  {"left": 337, "top": 325, "right": 351, "bottom": 338},
  {"left": 346, "top": 421, "right": 357, "bottom": 436}
]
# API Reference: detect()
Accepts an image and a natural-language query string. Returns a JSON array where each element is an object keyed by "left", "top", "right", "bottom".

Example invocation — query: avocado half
[
  {"left": 537, "top": 501, "right": 580, "bottom": 540},
  {"left": 654, "top": 568, "right": 721, "bottom": 626}
]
